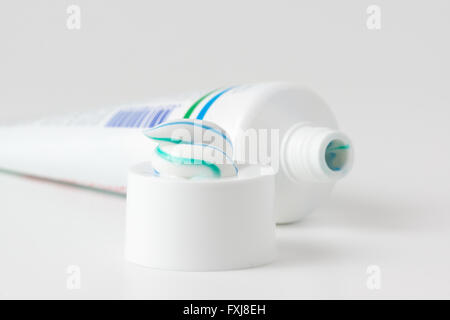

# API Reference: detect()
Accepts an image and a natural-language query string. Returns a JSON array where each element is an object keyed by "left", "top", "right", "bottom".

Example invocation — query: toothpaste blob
[{"left": 144, "top": 119, "right": 238, "bottom": 179}]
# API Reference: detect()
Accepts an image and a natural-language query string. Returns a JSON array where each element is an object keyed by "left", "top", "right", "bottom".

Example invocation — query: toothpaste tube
[{"left": 0, "top": 82, "right": 353, "bottom": 223}]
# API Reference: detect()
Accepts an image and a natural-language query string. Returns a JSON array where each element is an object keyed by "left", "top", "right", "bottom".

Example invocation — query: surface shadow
[
  {"left": 272, "top": 238, "right": 351, "bottom": 268},
  {"left": 270, "top": 188, "right": 430, "bottom": 268},
  {"left": 316, "top": 190, "right": 427, "bottom": 231}
]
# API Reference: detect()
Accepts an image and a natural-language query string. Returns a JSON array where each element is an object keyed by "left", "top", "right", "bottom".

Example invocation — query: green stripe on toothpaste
[
  {"left": 327, "top": 144, "right": 350, "bottom": 152},
  {"left": 155, "top": 145, "right": 221, "bottom": 178}
]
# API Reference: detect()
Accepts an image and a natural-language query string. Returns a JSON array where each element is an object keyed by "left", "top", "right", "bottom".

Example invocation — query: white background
[{"left": 0, "top": 0, "right": 449, "bottom": 299}]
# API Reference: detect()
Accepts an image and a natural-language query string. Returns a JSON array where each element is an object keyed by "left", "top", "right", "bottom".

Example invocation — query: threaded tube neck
[{"left": 282, "top": 124, "right": 353, "bottom": 183}]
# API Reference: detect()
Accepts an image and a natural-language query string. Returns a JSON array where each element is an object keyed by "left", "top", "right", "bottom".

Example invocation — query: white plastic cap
[{"left": 125, "top": 162, "right": 276, "bottom": 271}]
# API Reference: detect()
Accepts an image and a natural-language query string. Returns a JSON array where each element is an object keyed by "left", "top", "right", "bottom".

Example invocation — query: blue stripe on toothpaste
[{"left": 146, "top": 121, "right": 233, "bottom": 150}]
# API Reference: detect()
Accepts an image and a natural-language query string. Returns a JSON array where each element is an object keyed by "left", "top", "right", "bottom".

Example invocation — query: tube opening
[{"left": 325, "top": 139, "right": 350, "bottom": 172}]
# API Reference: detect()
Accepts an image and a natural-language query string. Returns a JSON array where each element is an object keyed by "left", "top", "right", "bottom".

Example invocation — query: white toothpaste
[
  {"left": 0, "top": 82, "right": 353, "bottom": 223},
  {"left": 145, "top": 119, "right": 238, "bottom": 179}
]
